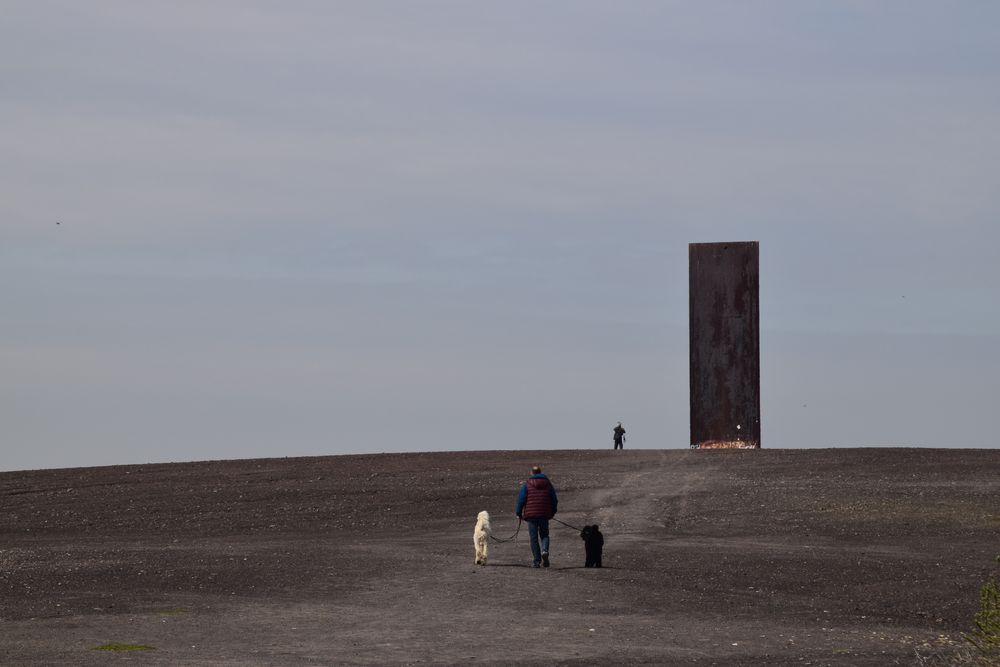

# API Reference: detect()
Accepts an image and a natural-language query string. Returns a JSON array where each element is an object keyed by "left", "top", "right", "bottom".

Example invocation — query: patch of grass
[
  {"left": 91, "top": 642, "right": 154, "bottom": 651},
  {"left": 963, "top": 554, "right": 1000, "bottom": 663},
  {"left": 156, "top": 606, "right": 192, "bottom": 615}
]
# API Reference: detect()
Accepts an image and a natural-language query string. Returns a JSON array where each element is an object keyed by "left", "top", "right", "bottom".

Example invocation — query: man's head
[{"left": 531, "top": 466, "right": 542, "bottom": 475}]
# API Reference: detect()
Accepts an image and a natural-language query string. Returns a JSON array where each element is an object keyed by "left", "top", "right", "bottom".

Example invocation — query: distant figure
[
  {"left": 613, "top": 422, "right": 626, "bottom": 450},
  {"left": 515, "top": 465, "right": 558, "bottom": 568}
]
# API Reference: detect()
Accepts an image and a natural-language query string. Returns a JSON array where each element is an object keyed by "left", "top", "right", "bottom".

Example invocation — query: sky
[{"left": 2, "top": 2, "right": 999, "bottom": 471}]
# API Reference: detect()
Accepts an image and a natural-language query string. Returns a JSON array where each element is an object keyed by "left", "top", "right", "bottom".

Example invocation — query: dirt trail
[{"left": 585, "top": 449, "right": 708, "bottom": 538}]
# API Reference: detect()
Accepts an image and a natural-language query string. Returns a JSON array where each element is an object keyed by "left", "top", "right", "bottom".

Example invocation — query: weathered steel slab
[{"left": 689, "top": 242, "right": 761, "bottom": 449}]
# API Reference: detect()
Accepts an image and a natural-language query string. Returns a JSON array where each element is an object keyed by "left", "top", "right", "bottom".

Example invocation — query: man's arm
[{"left": 515, "top": 483, "right": 527, "bottom": 517}]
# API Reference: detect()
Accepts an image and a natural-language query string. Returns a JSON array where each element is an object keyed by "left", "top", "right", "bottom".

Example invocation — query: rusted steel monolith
[{"left": 689, "top": 241, "right": 761, "bottom": 449}]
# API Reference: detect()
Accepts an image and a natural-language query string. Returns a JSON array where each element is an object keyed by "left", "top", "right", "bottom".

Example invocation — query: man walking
[
  {"left": 613, "top": 422, "right": 626, "bottom": 450},
  {"left": 515, "top": 466, "right": 558, "bottom": 568}
]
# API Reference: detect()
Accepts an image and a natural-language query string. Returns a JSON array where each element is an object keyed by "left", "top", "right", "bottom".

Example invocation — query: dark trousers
[
  {"left": 525, "top": 518, "right": 550, "bottom": 565},
  {"left": 614, "top": 439, "right": 623, "bottom": 449}
]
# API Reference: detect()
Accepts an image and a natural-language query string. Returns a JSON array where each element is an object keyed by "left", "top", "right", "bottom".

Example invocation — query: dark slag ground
[{"left": 1, "top": 448, "right": 998, "bottom": 666}]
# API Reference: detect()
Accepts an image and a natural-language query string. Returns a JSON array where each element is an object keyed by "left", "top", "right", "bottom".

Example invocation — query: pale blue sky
[{"left": 3, "top": 2, "right": 999, "bottom": 471}]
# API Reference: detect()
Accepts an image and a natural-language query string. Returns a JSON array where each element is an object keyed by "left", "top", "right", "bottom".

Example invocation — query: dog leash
[
  {"left": 551, "top": 517, "right": 584, "bottom": 532},
  {"left": 488, "top": 518, "right": 522, "bottom": 543},
  {"left": 489, "top": 517, "right": 584, "bottom": 544}
]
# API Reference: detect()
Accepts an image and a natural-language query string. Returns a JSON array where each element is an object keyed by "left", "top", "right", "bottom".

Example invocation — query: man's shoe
[
  {"left": 541, "top": 552, "right": 549, "bottom": 568},
  {"left": 532, "top": 562, "right": 541, "bottom": 568}
]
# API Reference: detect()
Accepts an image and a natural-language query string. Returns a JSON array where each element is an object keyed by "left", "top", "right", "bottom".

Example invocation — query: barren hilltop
[{"left": 1, "top": 448, "right": 998, "bottom": 666}]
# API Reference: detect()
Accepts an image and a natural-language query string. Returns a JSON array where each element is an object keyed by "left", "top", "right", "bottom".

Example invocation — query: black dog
[{"left": 580, "top": 525, "right": 604, "bottom": 568}]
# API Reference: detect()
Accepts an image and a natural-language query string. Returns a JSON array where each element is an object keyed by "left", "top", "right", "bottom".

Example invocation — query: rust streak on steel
[{"left": 689, "top": 242, "right": 761, "bottom": 449}]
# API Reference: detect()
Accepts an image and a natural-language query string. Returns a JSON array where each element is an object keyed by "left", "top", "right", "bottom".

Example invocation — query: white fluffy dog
[{"left": 473, "top": 510, "right": 491, "bottom": 565}]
